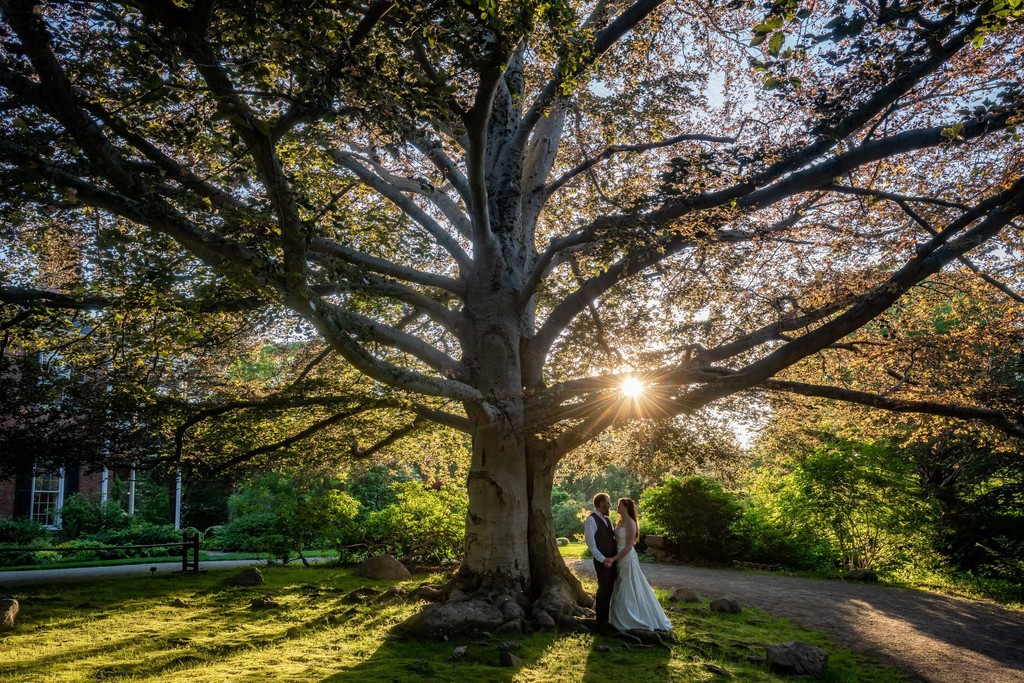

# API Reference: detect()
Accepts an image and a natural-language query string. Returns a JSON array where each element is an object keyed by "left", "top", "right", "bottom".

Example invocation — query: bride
[{"left": 603, "top": 497, "right": 673, "bottom": 632}]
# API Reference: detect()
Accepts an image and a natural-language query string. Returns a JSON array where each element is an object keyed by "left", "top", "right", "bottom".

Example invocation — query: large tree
[{"left": 2, "top": 0, "right": 1023, "bottom": 633}]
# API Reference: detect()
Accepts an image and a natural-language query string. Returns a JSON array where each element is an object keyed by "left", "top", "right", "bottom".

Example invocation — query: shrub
[
  {"left": 366, "top": 482, "right": 467, "bottom": 563},
  {"left": 58, "top": 493, "right": 129, "bottom": 539},
  {"left": 0, "top": 516, "right": 49, "bottom": 545},
  {"left": 0, "top": 517, "right": 49, "bottom": 566},
  {"left": 641, "top": 476, "right": 742, "bottom": 564},
  {"left": 730, "top": 503, "right": 832, "bottom": 570},
  {"left": 552, "top": 497, "right": 589, "bottom": 539},
  {"left": 57, "top": 539, "right": 108, "bottom": 562},
  {"left": 96, "top": 520, "right": 182, "bottom": 557},
  {"left": 217, "top": 511, "right": 288, "bottom": 558}
]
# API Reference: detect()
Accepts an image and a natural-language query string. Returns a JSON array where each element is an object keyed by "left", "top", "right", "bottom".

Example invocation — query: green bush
[
  {"left": 58, "top": 494, "right": 129, "bottom": 539},
  {"left": 366, "top": 482, "right": 467, "bottom": 563},
  {"left": 641, "top": 476, "right": 742, "bottom": 564},
  {"left": 57, "top": 539, "right": 108, "bottom": 562},
  {"left": 96, "top": 520, "right": 182, "bottom": 556},
  {"left": 0, "top": 516, "right": 49, "bottom": 545},
  {"left": 552, "top": 497, "right": 588, "bottom": 540},
  {"left": 217, "top": 511, "right": 287, "bottom": 557},
  {"left": 0, "top": 517, "right": 50, "bottom": 566},
  {"left": 730, "top": 503, "right": 832, "bottom": 570}
]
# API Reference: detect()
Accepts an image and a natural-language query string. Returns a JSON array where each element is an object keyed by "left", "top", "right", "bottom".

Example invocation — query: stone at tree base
[
  {"left": 226, "top": 567, "right": 264, "bottom": 586},
  {"left": 766, "top": 641, "right": 829, "bottom": 677},
  {"left": 1, "top": 598, "right": 18, "bottom": 630},
  {"left": 498, "top": 596, "right": 526, "bottom": 621},
  {"left": 710, "top": 597, "right": 742, "bottom": 614},
  {"left": 395, "top": 597, "right": 506, "bottom": 639},
  {"left": 531, "top": 608, "right": 556, "bottom": 630},
  {"left": 499, "top": 652, "right": 524, "bottom": 667},
  {"left": 355, "top": 555, "right": 412, "bottom": 580},
  {"left": 669, "top": 587, "right": 703, "bottom": 603},
  {"left": 407, "top": 585, "right": 443, "bottom": 602}
]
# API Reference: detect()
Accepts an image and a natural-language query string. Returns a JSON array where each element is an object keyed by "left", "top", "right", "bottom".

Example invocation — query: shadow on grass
[{"left": 319, "top": 627, "right": 672, "bottom": 683}]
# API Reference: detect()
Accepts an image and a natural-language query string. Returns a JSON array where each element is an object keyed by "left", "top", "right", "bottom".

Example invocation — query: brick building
[{"left": 0, "top": 466, "right": 108, "bottom": 529}]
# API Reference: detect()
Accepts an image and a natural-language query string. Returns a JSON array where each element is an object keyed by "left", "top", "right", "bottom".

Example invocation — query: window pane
[{"left": 31, "top": 470, "right": 63, "bottom": 527}]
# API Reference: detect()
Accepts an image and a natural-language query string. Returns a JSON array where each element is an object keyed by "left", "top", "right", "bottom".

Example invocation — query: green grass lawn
[{"left": 0, "top": 563, "right": 908, "bottom": 683}]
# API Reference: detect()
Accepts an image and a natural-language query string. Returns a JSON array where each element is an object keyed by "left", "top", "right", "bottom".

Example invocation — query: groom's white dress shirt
[{"left": 583, "top": 509, "right": 611, "bottom": 562}]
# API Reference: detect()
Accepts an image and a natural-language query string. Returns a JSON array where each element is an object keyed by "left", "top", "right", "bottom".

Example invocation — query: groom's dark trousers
[
  {"left": 589, "top": 511, "right": 619, "bottom": 630},
  {"left": 593, "top": 559, "right": 617, "bottom": 628}
]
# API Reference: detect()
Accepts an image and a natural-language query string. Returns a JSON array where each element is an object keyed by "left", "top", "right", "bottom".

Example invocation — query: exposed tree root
[{"left": 393, "top": 568, "right": 595, "bottom": 639}]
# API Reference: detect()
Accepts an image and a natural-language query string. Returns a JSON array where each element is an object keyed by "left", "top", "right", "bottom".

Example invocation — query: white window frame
[{"left": 30, "top": 468, "right": 66, "bottom": 530}]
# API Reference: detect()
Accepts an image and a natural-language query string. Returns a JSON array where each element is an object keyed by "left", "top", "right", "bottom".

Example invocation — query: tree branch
[
  {"left": 331, "top": 151, "right": 472, "bottom": 271},
  {"left": 545, "top": 132, "right": 737, "bottom": 198},
  {"left": 760, "top": 380, "right": 1024, "bottom": 439}
]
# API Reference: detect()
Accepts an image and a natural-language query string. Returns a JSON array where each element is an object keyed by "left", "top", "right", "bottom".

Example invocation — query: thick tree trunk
[
  {"left": 397, "top": 301, "right": 592, "bottom": 638},
  {"left": 462, "top": 412, "right": 530, "bottom": 586},
  {"left": 526, "top": 437, "right": 594, "bottom": 621}
]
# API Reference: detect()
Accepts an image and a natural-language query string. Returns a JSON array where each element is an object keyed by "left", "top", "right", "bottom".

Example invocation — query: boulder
[
  {"left": 226, "top": 567, "right": 264, "bottom": 586},
  {"left": 710, "top": 597, "right": 742, "bottom": 614},
  {"left": 1, "top": 599, "right": 18, "bottom": 631},
  {"left": 170, "top": 598, "right": 188, "bottom": 608},
  {"left": 447, "top": 645, "right": 467, "bottom": 661},
  {"left": 356, "top": 555, "right": 412, "bottom": 580},
  {"left": 499, "top": 652, "right": 524, "bottom": 667},
  {"left": 766, "top": 641, "right": 829, "bottom": 677},
  {"left": 249, "top": 595, "right": 281, "bottom": 610},
  {"left": 556, "top": 537, "right": 570, "bottom": 547},
  {"left": 669, "top": 587, "right": 703, "bottom": 603}
]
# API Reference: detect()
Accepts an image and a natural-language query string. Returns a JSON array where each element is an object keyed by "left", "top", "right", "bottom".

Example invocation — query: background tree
[{"left": 2, "top": 0, "right": 1023, "bottom": 634}]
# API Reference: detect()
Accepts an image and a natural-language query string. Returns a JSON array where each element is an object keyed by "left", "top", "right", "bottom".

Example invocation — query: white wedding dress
[{"left": 609, "top": 525, "right": 673, "bottom": 632}]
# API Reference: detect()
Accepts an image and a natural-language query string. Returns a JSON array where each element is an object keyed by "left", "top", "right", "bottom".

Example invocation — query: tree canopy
[{"left": 2, "top": 0, "right": 1023, "bottom": 634}]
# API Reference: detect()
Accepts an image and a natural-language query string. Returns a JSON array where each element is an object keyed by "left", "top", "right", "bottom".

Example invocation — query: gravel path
[{"left": 570, "top": 559, "right": 1024, "bottom": 683}]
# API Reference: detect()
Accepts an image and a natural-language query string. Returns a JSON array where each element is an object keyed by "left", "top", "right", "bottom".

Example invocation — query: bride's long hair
[{"left": 617, "top": 497, "right": 639, "bottom": 545}]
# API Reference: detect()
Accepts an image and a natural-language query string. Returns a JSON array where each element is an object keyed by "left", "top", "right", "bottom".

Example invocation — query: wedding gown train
[{"left": 609, "top": 525, "right": 673, "bottom": 632}]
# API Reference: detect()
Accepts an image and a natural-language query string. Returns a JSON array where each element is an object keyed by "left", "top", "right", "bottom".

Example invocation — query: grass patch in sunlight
[
  {"left": 882, "top": 566, "right": 1024, "bottom": 611},
  {"left": 0, "top": 565, "right": 908, "bottom": 683},
  {"left": 558, "top": 542, "right": 588, "bottom": 559}
]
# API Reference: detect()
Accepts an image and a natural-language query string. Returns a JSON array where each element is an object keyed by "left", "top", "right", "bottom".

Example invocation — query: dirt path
[{"left": 570, "top": 559, "right": 1024, "bottom": 683}]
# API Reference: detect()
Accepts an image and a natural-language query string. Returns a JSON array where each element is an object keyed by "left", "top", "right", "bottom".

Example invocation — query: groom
[{"left": 583, "top": 493, "right": 618, "bottom": 634}]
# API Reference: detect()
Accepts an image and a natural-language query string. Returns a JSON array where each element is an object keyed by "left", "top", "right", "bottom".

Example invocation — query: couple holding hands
[{"left": 583, "top": 493, "right": 673, "bottom": 634}]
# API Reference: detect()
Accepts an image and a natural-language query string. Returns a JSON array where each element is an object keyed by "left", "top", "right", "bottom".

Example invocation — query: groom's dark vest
[{"left": 590, "top": 512, "right": 617, "bottom": 558}]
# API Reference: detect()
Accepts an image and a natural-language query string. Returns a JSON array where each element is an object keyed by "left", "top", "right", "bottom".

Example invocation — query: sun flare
[{"left": 621, "top": 377, "right": 645, "bottom": 398}]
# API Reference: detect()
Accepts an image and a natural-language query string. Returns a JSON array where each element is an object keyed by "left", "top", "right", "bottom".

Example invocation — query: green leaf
[
  {"left": 940, "top": 123, "right": 964, "bottom": 138},
  {"left": 753, "top": 14, "right": 785, "bottom": 33},
  {"left": 768, "top": 31, "right": 785, "bottom": 56}
]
